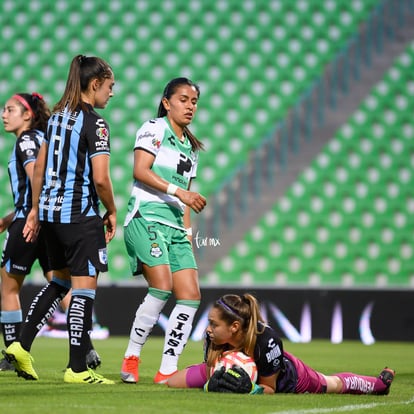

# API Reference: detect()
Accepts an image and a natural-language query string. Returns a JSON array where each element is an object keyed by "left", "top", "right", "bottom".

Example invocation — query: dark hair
[
  {"left": 207, "top": 294, "right": 265, "bottom": 368},
  {"left": 53, "top": 54, "right": 113, "bottom": 113},
  {"left": 13, "top": 92, "right": 51, "bottom": 133},
  {"left": 157, "top": 77, "right": 204, "bottom": 151}
]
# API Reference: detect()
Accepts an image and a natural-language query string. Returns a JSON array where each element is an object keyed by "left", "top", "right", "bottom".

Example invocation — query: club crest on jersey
[
  {"left": 150, "top": 243, "right": 163, "bottom": 258},
  {"left": 98, "top": 248, "right": 108, "bottom": 265}
]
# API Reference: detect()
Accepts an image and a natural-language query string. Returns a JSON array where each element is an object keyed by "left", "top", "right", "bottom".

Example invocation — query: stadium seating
[
  {"left": 0, "top": 0, "right": 392, "bottom": 283},
  {"left": 209, "top": 40, "right": 414, "bottom": 287}
]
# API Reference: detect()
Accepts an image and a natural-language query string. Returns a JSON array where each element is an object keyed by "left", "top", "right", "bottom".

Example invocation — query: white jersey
[{"left": 124, "top": 117, "right": 199, "bottom": 229}]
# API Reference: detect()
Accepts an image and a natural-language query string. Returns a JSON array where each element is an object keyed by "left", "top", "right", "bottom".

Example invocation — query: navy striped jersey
[
  {"left": 39, "top": 104, "right": 111, "bottom": 223},
  {"left": 8, "top": 129, "right": 44, "bottom": 219}
]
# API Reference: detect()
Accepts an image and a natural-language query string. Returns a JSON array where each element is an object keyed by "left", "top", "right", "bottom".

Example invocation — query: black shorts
[
  {"left": 41, "top": 216, "right": 108, "bottom": 276},
  {"left": 0, "top": 218, "right": 51, "bottom": 276}
]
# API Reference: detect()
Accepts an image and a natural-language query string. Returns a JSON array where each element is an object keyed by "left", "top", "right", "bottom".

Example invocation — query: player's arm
[
  {"left": 91, "top": 153, "right": 117, "bottom": 243},
  {"left": 166, "top": 368, "right": 189, "bottom": 388},
  {"left": 183, "top": 179, "right": 194, "bottom": 239},
  {"left": 133, "top": 149, "right": 206, "bottom": 213},
  {"left": 0, "top": 212, "right": 14, "bottom": 233},
  {"left": 23, "top": 142, "right": 47, "bottom": 242},
  {"left": 258, "top": 372, "right": 278, "bottom": 394}
]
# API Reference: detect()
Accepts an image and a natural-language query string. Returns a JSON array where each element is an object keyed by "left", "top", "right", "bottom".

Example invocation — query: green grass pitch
[{"left": 0, "top": 337, "right": 412, "bottom": 414}]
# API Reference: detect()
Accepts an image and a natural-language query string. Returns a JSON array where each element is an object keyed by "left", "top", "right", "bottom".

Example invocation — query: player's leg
[
  {"left": 1, "top": 220, "right": 70, "bottom": 378},
  {"left": 326, "top": 368, "right": 395, "bottom": 395},
  {"left": 122, "top": 265, "right": 172, "bottom": 383},
  {"left": 154, "top": 233, "right": 200, "bottom": 384},
  {"left": 167, "top": 363, "right": 208, "bottom": 388},
  {"left": 40, "top": 285, "right": 102, "bottom": 369},
  {"left": 61, "top": 217, "right": 113, "bottom": 384},
  {"left": 0, "top": 268, "right": 24, "bottom": 371},
  {"left": 0, "top": 268, "right": 24, "bottom": 347},
  {"left": 0, "top": 219, "right": 34, "bottom": 351},
  {"left": 121, "top": 218, "right": 173, "bottom": 383},
  {"left": 3, "top": 271, "right": 70, "bottom": 380}
]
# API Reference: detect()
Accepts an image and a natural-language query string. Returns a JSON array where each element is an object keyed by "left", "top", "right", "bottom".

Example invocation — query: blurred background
[{"left": 1, "top": 0, "right": 414, "bottom": 299}]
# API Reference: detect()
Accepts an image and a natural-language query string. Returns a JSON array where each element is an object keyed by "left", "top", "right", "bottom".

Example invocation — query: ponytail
[
  {"left": 53, "top": 54, "right": 113, "bottom": 113},
  {"left": 207, "top": 293, "right": 265, "bottom": 368}
]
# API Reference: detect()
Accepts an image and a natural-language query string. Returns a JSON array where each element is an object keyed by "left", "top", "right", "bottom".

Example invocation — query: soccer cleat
[
  {"left": 153, "top": 370, "right": 178, "bottom": 384},
  {"left": 63, "top": 368, "right": 114, "bottom": 384},
  {"left": 86, "top": 349, "right": 102, "bottom": 370},
  {"left": 2, "top": 342, "right": 38, "bottom": 380},
  {"left": 0, "top": 357, "right": 15, "bottom": 371},
  {"left": 120, "top": 355, "right": 140, "bottom": 383},
  {"left": 378, "top": 367, "right": 395, "bottom": 395}
]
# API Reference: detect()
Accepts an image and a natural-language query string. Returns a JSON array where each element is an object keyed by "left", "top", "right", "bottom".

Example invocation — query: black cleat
[
  {"left": 0, "top": 357, "right": 15, "bottom": 372},
  {"left": 86, "top": 349, "right": 101, "bottom": 370},
  {"left": 377, "top": 367, "right": 395, "bottom": 395}
]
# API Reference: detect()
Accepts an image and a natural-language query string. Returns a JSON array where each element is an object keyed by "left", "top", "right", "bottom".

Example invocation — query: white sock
[
  {"left": 158, "top": 302, "right": 199, "bottom": 375},
  {"left": 125, "top": 293, "right": 168, "bottom": 357}
]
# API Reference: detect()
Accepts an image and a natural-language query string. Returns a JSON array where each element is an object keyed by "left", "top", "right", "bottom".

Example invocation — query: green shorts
[{"left": 124, "top": 217, "right": 197, "bottom": 275}]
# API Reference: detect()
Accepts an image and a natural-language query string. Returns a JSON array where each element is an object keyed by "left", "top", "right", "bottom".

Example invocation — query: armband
[{"left": 166, "top": 183, "right": 178, "bottom": 196}]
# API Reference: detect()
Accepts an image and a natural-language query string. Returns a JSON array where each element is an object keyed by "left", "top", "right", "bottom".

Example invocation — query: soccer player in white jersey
[{"left": 121, "top": 77, "right": 206, "bottom": 384}]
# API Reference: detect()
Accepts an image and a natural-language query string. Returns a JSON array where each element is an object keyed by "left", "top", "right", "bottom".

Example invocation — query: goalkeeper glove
[
  {"left": 204, "top": 366, "right": 229, "bottom": 392},
  {"left": 204, "top": 365, "right": 263, "bottom": 394}
]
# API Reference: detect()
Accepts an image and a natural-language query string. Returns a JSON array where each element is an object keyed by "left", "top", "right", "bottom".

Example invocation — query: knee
[{"left": 325, "top": 375, "right": 344, "bottom": 393}]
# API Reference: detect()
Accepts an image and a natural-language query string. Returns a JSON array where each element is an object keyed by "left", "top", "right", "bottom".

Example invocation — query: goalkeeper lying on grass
[{"left": 167, "top": 293, "right": 395, "bottom": 395}]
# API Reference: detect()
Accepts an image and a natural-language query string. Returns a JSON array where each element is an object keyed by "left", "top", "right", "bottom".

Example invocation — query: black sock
[
  {"left": 20, "top": 281, "right": 69, "bottom": 351},
  {"left": 1, "top": 322, "right": 22, "bottom": 347},
  {"left": 68, "top": 295, "right": 93, "bottom": 372}
]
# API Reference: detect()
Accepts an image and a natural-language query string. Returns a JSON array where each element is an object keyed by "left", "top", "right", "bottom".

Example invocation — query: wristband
[
  {"left": 250, "top": 383, "right": 264, "bottom": 394},
  {"left": 166, "top": 183, "right": 178, "bottom": 195},
  {"left": 186, "top": 227, "right": 193, "bottom": 236}
]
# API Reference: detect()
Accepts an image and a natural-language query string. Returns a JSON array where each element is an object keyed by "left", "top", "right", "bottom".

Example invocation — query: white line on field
[{"left": 269, "top": 396, "right": 414, "bottom": 414}]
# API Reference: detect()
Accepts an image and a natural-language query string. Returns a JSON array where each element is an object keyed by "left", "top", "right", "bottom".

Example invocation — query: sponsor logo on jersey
[
  {"left": 95, "top": 140, "right": 110, "bottom": 151},
  {"left": 266, "top": 338, "right": 282, "bottom": 366},
  {"left": 138, "top": 130, "right": 156, "bottom": 140},
  {"left": 150, "top": 242, "right": 163, "bottom": 258},
  {"left": 19, "top": 139, "right": 36, "bottom": 152}
]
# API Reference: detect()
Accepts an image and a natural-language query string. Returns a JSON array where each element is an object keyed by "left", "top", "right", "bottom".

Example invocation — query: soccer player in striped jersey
[
  {"left": 3, "top": 55, "right": 116, "bottom": 384},
  {"left": 121, "top": 77, "right": 207, "bottom": 385},
  {"left": 0, "top": 92, "right": 52, "bottom": 371}
]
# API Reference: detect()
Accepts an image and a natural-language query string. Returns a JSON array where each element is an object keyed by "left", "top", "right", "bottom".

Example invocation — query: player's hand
[
  {"left": 204, "top": 366, "right": 229, "bottom": 392},
  {"left": 176, "top": 189, "right": 206, "bottom": 214},
  {"left": 102, "top": 211, "right": 117, "bottom": 243},
  {"left": 219, "top": 365, "right": 253, "bottom": 393},
  {"left": 204, "top": 365, "right": 258, "bottom": 394},
  {"left": 22, "top": 209, "right": 40, "bottom": 243}
]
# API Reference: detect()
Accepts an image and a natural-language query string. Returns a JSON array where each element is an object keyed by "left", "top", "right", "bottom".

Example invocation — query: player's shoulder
[
  {"left": 85, "top": 108, "right": 109, "bottom": 125},
  {"left": 82, "top": 108, "right": 110, "bottom": 141},
  {"left": 137, "top": 117, "right": 166, "bottom": 133},
  {"left": 17, "top": 129, "right": 42, "bottom": 146},
  {"left": 258, "top": 322, "right": 282, "bottom": 343}
]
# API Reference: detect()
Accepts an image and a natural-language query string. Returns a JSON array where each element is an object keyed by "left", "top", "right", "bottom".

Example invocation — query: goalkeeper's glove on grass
[{"left": 204, "top": 365, "right": 264, "bottom": 394}]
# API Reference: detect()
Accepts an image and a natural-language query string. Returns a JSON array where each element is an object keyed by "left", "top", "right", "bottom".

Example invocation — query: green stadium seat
[{"left": 0, "top": 0, "right": 394, "bottom": 284}]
